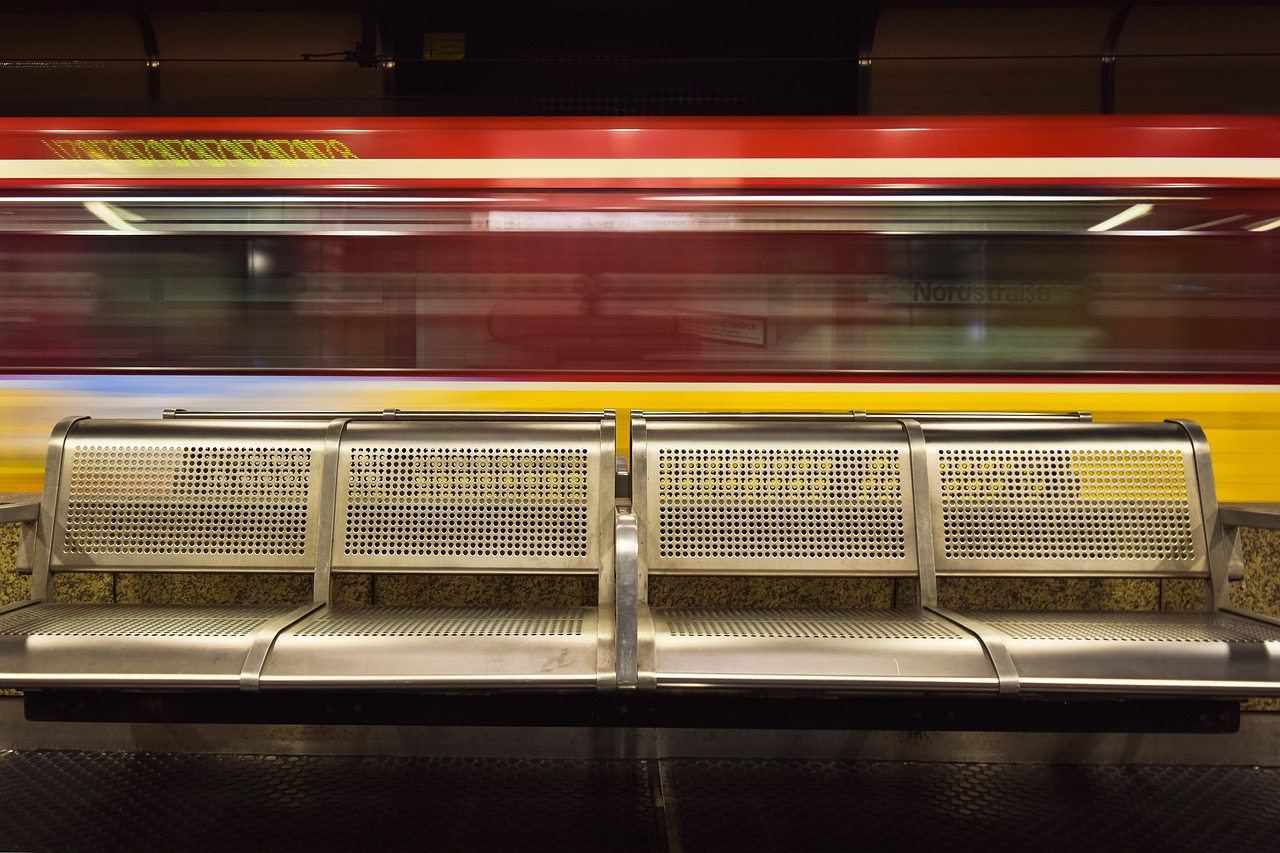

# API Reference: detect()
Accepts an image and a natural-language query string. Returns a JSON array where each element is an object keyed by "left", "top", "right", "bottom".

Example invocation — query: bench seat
[
  {"left": 645, "top": 606, "right": 997, "bottom": 692},
  {"left": 957, "top": 609, "right": 1280, "bottom": 697},
  {"left": 258, "top": 604, "right": 604, "bottom": 689},
  {"left": 0, "top": 602, "right": 313, "bottom": 689}
]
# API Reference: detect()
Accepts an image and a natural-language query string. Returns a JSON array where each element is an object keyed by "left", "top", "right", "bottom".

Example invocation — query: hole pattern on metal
[
  {"left": 0, "top": 604, "right": 287, "bottom": 637},
  {"left": 63, "top": 445, "right": 311, "bottom": 556},
  {"left": 0, "top": 753, "right": 658, "bottom": 853},
  {"left": 662, "top": 608, "right": 968, "bottom": 640},
  {"left": 939, "top": 447, "right": 1194, "bottom": 562},
  {"left": 342, "top": 447, "right": 590, "bottom": 558},
  {"left": 657, "top": 448, "right": 906, "bottom": 560},
  {"left": 294, "top": 605, "right": 586, "bottom": 637},
  {"left": 966, "top": 611, "right": 1280, "bottom": 643}
]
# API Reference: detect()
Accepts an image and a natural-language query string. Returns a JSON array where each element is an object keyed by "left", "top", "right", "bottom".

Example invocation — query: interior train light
[
  {"left": 1, "top": 195, "right": 509, "bottom": 204},
  {"left": 1087, "top": 203, "right": 1154, "bottom": 232},
  {"left": 642, "top": 194, "right": 1198, "bottom": 203},
  {"left": 1248, "top": 216, "right": 1280, "bottom": 232},
  {"left": 1182, "top": 214, "right": 1249, "bottom": 231},
  {"left": 82, "top": 200, "right": 145, "bottom": 233}
]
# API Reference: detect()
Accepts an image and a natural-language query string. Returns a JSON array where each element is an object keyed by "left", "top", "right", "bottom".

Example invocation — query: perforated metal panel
[
  {"left": 332, "top": 420, "right": 608, "bottom": 571},
  {"left": 662, "top": 608, "right": 970, "bottom": 640},
  {"left": 293, "top": 606, "right": 587, "bottom": 637},
  {"left": 640, "top": 419, "right": 914, "bottom": 575},
  {"left": 966, "top": 611, "right": 1280, "bottom": 643},
  {"left": 54, "top": 421, "right": 328, "bottom": 571},
  {"left": 928, "top": 427, "right": 1206, "bottom": 575},
  {"left": 0, "top": 604, "right": 288, "bottom": 637}
]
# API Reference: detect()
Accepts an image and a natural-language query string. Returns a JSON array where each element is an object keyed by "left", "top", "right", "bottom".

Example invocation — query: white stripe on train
[{"left": 3, "top": 156, "right": 1280, "bottom": 181}]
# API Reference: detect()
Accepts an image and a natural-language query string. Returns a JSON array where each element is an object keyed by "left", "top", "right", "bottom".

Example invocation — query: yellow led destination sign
[{"left": 42, "top": 138, "right": 359, "bottom": 164}]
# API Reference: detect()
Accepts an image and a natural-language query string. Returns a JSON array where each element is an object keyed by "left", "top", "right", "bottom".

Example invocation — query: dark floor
[{"left": 1, "top": 751, "right": 1278, "bottom": 852}]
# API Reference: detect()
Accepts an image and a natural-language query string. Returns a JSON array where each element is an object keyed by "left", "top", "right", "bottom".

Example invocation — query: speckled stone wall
[
  {"left": 5, "top": 521, "right": 1280, "bottom": 613},
  {"left": 4, "top": 522, "right": 1280, "bottom": 615},
  {"left": 0, "top": 523, "right": 24, "bottom": 608}
]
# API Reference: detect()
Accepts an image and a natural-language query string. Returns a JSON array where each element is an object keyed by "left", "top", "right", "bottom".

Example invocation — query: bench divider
[
  {"left": 31, "top": 416, "right": 86, "bottom": 603},
  {"left": 897, "top": 418, "right": 937, "bottom": 609},
  {"left": 1167, "top": 418, "right": 1232, "bottom": 610}
]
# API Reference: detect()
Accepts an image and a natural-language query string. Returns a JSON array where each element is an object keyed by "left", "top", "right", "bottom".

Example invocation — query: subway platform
[{"left": 3, "top": 701, "right": 1280, "bottom": 852}]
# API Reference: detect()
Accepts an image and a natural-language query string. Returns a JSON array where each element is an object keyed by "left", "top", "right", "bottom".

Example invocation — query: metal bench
[
  {"left": 0, "top": 412, "right": 629, "bottom": 692},
  {"left": 631, "top": 412, "right": 1280, "bottom": 698}
]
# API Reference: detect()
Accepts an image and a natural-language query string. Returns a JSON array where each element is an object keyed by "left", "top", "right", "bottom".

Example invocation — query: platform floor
[{"left": 2, "top": 751, "right": 1279, "bottom": 852}]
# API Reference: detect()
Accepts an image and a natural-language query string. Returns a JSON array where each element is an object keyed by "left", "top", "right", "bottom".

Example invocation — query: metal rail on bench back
[
  {"left": 855, "top": 411, "right": 1092, "bottom": 422},
  {"left": 166, "top": 408, "right": 609, "bottom": 422}
]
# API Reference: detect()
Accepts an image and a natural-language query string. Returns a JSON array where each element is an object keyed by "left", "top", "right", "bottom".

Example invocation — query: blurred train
[{"left": 1, "top": 115, "right": 1278, "bottom": 498}]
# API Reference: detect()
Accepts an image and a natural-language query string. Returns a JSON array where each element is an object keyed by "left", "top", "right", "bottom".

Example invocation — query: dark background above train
[{"left": 0, "top": 0, "right": 1277, "bottom": 116}]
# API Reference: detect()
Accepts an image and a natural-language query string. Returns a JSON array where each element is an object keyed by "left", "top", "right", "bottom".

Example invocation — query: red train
[{"left": 0, "top": 115, "right": 1278, "bottom": 497}]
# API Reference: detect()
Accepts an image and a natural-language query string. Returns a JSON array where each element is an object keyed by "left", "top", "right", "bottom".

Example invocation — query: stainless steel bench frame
[
  {"left": 5, "top": 408, "right": 1280, "bottom": 701},
  {"left": 630, "top": 411, "right": 1280, "bottom": 698},
  {"left": 2, "top": 411, "right": 633, "bottom": 692}
]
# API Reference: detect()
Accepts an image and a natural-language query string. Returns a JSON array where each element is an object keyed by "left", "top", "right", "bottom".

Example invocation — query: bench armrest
[
  {"left": 1219, "top": 502, "right": 1280, "bottom": 530},
  {"left": 1216, "top": 503, "right": 1280, "bottom": 584},
  {"left": 0, "top": 495, "right": 39, "bottom": 525},
  {"left": 1, "top": 495, "right": 40, "bottom": 574}
]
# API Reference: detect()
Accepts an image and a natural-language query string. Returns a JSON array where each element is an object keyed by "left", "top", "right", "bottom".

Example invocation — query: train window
[{"left": 0, "top": 189, "right": 1277, "bottom": 374}]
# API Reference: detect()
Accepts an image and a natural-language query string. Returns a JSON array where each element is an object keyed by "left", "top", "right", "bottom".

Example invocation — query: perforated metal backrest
[
  {"left": 635, "top": 414, "right": 917, "bottom": 576},
  {"left": 331, "top": 416, "right": 615, "bottom": 573},
  {"left": 922, "top": 421, "right": 1209, "bottom": 577},
  {"left": 51, "top": 419, "right": 330, "bottom": 571}
]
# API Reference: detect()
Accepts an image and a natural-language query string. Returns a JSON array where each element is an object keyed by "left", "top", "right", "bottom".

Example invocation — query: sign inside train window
[
  {"left": 678, "top": 315, "right": 769, "bottom": 347},
  {"left": 868, "top": 280, "right": 1083, "bottom": 307}
]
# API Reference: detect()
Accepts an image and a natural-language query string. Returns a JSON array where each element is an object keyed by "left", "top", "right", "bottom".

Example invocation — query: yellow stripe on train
[{"left": 1, "top": 383, "right": 1277, "bottom": 501}]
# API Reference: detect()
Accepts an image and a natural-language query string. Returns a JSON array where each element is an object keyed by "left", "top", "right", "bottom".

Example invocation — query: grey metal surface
[
  {"left": 961, "top": 609, "right": 1280, "bottom": 696},
  {"left": 239, "top": 602, "right": 327, "bottom": 691},
  {"left": 1169, "top": 418, "right": 1235, "bottom": 601},
  {"left": 260, "top": 604, "right": 603, "bottom": 688},
  {"left": 646, "top": 607, "right": 998, "bottom": 691},
  {"left": 924, "top": 421, "right": 1206, "bottom": 576},
  {"left": 33, "top": 416, "right": 85, "bottom": 599},
  {"left": 627, "top": 414, "right": 1277, "bottom": 699},
  {"left": 52, "top": 418, "right": 331, "bottom": 572},
  {"left": 855, "top": 410, "right": 1092, "bottom": 421},
  {"left": 635, "top": 414, "right": 915, "bottom": 576},
  {"left": 1220, "top": 501, "right": 1280, "bottom": 529},
  {"left": 899, "top": 418, "right": 937, "bottom": 606},
  {"left": 615, "top": 509, "right": 640, "bottom": 688},
  {"left": 0, "top": 603, "right": 299, "bottom": 688},
  {"left": 330, "top": 417, "right": 612, "bottom": 572},
  {"left": 293, "top": 605, "right": 587, "bottom": 636},
  {"left": 929, "top": 606, "right": 1022, "bottom": 695},
  {"left": 0, "top": 495, "right": 38, "bottom": 523},
  {"left": 7, "top": 411, "right": 624, "bottom": 695}
]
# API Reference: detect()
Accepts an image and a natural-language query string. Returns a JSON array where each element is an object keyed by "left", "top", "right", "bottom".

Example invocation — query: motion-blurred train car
[{"left": 0, "top": 115, "right": 1278, "bottom": 497}]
